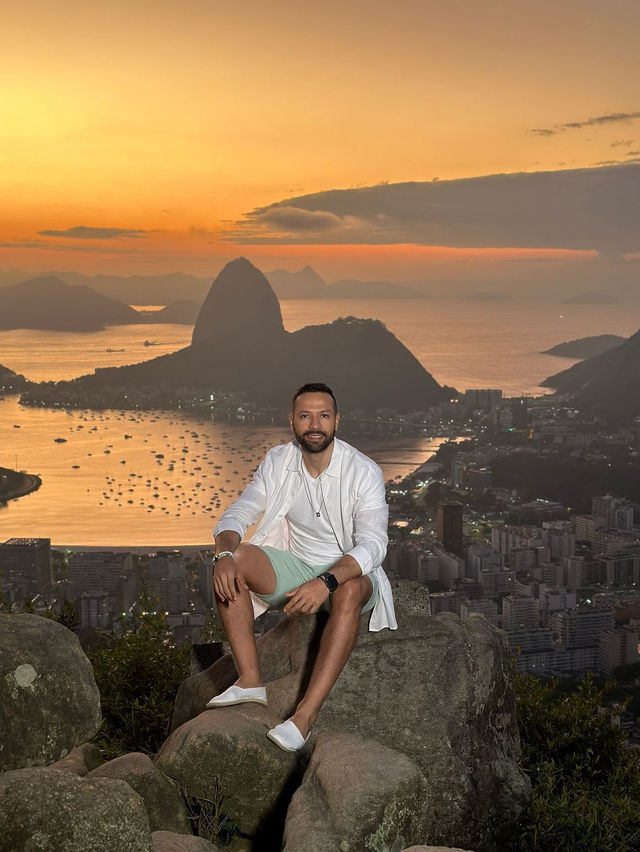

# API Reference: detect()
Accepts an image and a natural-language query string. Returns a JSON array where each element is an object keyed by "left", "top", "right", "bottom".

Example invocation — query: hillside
[
  {"left": 542, "top": 329, "right": 640, "bottom": 419},
  {"left": 0, "top": 276, "right": 140, "bottom": 331},
  {"left": 20, "top": 259, "right": 452, "bottom": 412}
]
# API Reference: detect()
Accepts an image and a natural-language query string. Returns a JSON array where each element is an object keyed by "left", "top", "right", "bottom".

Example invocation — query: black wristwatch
[{"left": 318, "top": 572, "right": 339, "bottom": 594}]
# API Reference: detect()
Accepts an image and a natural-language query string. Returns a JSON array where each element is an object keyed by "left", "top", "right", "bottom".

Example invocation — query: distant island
[
  {"left": 136, "top": 300, "right": 201, "bottom": 324},
  {"left": 18, "top": 258, "right": 454, "bottom": 413},
  {"left": 562, "top": 292, "right": 620, "bottom": 305},
  {"left": 464, "top": 291, "right": 511, "bottom": 302},
  {"left": 542, "top": 334, "right": 626, "bottom": 359}
]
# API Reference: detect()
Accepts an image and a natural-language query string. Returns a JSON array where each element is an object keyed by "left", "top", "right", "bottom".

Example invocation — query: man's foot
[
  {"left": 206, "top": 683, "right": 267, "bottom": 708},
  {"left": 267, "top": 719, "right": 310, "bottom": 752}
]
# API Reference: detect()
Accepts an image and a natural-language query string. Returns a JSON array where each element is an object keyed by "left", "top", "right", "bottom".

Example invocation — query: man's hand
[
  {"left": 213, "top": 555, "right": 248, "bottom": 604},
  {"left": 283, "top": 578, "right": 330, "bottom": 615}
]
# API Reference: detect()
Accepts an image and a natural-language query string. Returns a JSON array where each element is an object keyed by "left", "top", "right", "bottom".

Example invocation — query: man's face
[{"left": 289, "top": 392, "right": 339, "bottom": 454}]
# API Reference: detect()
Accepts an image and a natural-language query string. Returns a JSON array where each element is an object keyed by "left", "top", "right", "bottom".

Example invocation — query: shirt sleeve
[
  {"left": 344, "top": 464, "right": 389, "bottom": 576},
  {"left": 213, "top": 457, "right": 268, "bottom": 541}
]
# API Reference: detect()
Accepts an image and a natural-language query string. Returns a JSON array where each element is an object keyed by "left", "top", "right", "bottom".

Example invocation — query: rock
[
  {"left": 48, "top": 742, "right": 104, "bottom": 776},
  {"left": 170, "top": 581, "right": 528, "bottom": 849},
  {"left": 0, "top": 767, "right": 152, "bottom": 851},
  {"left": 282, "top": 732, "right": 428, "bottom": 852},
  {"left": 152, "top": 830, "right": 219, "bottom": 851},
  {"left": 157, "top": 704, "right": 306, "bottom": 849},
  {"left": 400, "top": 847, "right": 474, "bottom": 852},
  {"left": 87, "top": 752, "right": 192, "bottom": 834},
  {"left": 0, "top": 613, "right": 101, "bottom": 771},
  {"left": 169, "top": 608, "right": 319, "bottom": 732}
]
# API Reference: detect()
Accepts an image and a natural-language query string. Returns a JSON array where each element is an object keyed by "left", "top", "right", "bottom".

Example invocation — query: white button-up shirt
[{"left": 214, "top": 437, "right": 397, "bottom": 631}]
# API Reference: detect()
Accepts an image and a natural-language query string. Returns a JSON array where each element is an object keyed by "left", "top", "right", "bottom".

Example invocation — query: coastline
[{"left": 0, "top": 468, "right": 41, "bottom": 504}]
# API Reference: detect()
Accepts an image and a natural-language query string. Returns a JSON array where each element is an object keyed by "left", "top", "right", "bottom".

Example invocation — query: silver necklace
[{"left": 301, "top": 466, "right": 323, "bottom": 518}]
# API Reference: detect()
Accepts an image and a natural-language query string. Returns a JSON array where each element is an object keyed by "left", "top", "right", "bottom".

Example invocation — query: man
[{"left": 208, "top": 382, "right": 396, "bottom": 752}]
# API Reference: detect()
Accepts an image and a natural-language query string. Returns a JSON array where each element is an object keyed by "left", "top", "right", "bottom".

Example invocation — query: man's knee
[
  {"left": 332, "top": 576, "right": 370, "bottom": 611},
  {"left": 233, "top": 544, "right": 276, "bottom": 594}
]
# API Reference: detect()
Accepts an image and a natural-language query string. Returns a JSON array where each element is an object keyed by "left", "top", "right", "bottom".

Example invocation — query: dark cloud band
[
  {"left": 225, "top": 164, "right": 640, "bottom": 255},
  {"left": 38, "top": 226, "right": 146, "bottom": 240}
]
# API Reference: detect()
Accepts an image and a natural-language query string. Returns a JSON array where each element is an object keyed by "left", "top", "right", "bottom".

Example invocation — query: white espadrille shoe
[{"left": 205, "top": 684, "right": 267, "bottom": 708}]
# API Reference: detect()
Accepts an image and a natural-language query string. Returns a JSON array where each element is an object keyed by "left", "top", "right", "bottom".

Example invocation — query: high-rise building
[
  {"left": 550, "top": 607, "right": 615, "bottom": 649},
  {"left": 437, "top": 502, "right": 463, "bottom": 557},
  {"left": 0, "top": 537, "right": 51, "bottom": 599},
  {"left": 598, "top": 627, "right": 640, "bottom": 675},
  {"left": 502, "top": 594, "right": 540, "bottom": 630}
]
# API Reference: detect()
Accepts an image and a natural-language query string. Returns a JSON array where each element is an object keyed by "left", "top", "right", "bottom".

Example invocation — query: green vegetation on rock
[
  {"left": 512, "top": 674, "right": 640, "bottom": 851},
  {"left": 88, "top": 606, "right": 190, "bottom": 759}
]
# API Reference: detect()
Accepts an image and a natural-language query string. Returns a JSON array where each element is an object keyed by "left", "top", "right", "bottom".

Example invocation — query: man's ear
[
  {"left": 288, "top": 413, "right": 294, "bottom": 428},
  {"left": 335, "top": 413, "right": 340, "bottom": 430}
]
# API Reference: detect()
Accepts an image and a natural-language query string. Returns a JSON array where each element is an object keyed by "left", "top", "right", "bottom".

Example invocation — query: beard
[{"left": 293, "top": 425, "right": 336, "bottom": 454}]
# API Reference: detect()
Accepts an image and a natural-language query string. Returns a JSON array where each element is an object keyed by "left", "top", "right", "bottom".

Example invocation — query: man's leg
[
  {"left": 289, "top": 575, "right": 372, "bottom": 736},
  {"left": 215, "top": 544, "right": 277, "bottom": 687}
]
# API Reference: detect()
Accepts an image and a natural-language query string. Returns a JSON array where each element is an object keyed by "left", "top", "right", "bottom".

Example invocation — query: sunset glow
[{"left": 2, "top": 0, "right": 639, "bottom": 280}]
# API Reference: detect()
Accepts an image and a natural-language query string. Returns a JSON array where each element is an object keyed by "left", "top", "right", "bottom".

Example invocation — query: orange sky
[{"left": 2, "top": 0, "right": 639, "bottom": 280}]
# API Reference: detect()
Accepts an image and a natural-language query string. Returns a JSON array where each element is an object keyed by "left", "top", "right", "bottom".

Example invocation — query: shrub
[
  {"left": 512, "top": 674, "right": 640, "bottom": 851},
  {"left": 88, "top": 608, "right": 190, "bottom": 759}
]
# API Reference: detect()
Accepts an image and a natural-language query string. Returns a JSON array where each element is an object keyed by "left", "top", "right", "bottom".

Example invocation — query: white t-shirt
[{"left": 286, "top": 465, "right": 343, "bottom": 564}]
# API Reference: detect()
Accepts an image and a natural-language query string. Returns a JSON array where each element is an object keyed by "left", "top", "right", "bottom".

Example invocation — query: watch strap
[{"left": 318, "top": 572, "right": 338, "bottom": 594}]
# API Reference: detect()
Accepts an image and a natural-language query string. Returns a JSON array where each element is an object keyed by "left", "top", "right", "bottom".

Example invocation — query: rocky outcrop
[
  {"left": 152, "top": 831, "right": 219, "bottom": 851},
  {"left": 156, "top": 704, "right": 305, "bottom": 849},
  {"left": 282, "top": 732, "right": 428, "bottom": 851},
  {"left": 168, "top": 581, "right": 528, "bottom": 849},
  {"left": 0, "top": 768, "right": 152, "bottom": 851},
  {"left": 49, "top": 742, "right": 104, "bottom": 776},
  {"left": 0, "top": 613, "right": 101, "bottom": 771},
  {"left": 87, "top": 752, "right": 192, "bottom": 834}
]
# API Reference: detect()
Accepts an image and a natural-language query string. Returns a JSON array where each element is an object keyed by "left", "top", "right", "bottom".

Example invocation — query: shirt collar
[{"left": 288, "top": 436, "right": 343, "bottom": 477}]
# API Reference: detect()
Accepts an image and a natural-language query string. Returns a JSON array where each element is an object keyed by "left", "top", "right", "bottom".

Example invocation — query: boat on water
[
  {"left": 54, "top": 437, "right": 67, "bottom": 443},
  {"left": 105, "top": 347, "right": 126, "bottom": 352},
  {"left": 143, "top": 340, "right": 161, "bottom": 347}
]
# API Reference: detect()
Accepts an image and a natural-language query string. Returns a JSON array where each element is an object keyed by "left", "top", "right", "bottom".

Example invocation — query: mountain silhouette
[
  {"left": 192, "top": 257, "right": 284, "bottom": 345},
  {"left": 22, "top": 259, "right": 451, "bottom": 412},
  {"left": 542, "top": 329, "right": 640, "bottom": 419},
  {"left": 0, "top": 276, "right": 140, "bottom": 331}
]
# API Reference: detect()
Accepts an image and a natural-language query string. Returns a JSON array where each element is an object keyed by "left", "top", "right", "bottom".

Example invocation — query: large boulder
[
  {"left": 282, "top": 732, "right": 428, "bottom": 852},
  {"left": 87, "top": 752, "right": 192, "bottom": 834},
  {"left": 152, "top": 831, "right": 219, "bottom": 851},
  {"left": 156, "top": 704, "right": 306, "bottom": 850},
  {"left": 0, "top": 767, "right": 152, "bottom": 851},
  {"left": 170, "top": 581, "right": 528, "bottom": 849},
  {"left": 0, "top": 613, "right": 101, "bottom": 771},
  {"left": 49, "top": 742, "right": 104, "bottom": 776}
]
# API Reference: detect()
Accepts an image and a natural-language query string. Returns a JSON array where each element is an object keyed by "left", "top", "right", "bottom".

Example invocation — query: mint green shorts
[{"left": 255, "top": 545, "right": 378, "bottom": 614}]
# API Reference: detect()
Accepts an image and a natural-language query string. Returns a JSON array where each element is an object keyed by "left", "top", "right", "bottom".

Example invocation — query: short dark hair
[{"left": 292, "top": 382, "right": 338, "bottom": 413}]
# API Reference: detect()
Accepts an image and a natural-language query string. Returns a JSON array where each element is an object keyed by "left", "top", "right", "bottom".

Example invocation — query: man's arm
[
  {"left": 343, "top": 463, "right": 389, "bottom": 576},
  {"left": 212, "top": 458, "right": 269, "bottom": 603}
]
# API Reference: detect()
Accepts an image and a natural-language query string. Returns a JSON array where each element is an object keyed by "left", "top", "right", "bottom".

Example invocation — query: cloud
[
  {"left": 37, "top": 226, "right": 146, "bottom": 239},
  {"left": 253, "top": 206, "right": 345, "bottom": 232},
  {"left": 611, "top": 139, "right": 635, "bottom": 148},
  {"left": 224, "top": 164, "right": 640, "bottom": 255},
  {"left": 531, "top": 111, "right": 640, "bottom": 137}
]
